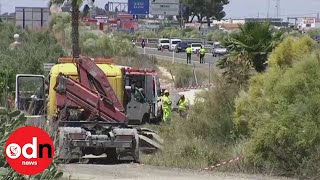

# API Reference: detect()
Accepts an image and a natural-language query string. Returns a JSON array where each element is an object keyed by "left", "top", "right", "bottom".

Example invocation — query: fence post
[
  {"left": 193, "top": 63, "right": 198, "bottom": 86},
  {"left": 209, "top": 60, "right": 211, "bottom": 85}
]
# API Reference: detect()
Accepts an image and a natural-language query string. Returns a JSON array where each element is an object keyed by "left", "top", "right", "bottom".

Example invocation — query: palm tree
[
  {"left": 220, "top": 22, "right": 284, "bottom": 73},
  {"left": 51, "top": 0, "right": 84, "bottom": 58}
]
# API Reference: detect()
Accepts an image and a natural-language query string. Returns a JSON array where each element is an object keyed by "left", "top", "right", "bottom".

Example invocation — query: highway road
[{"left": 136, "top": 47, "right": 221, "bottom": 66}]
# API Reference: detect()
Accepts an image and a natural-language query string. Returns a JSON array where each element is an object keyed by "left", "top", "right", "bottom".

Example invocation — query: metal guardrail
[
  {"left": 136, "top": 44, "right": 212, "bottom": 53},
  {"left": 135, "top": 38, "right": 215, "bottom": 46},
  {"left": 134, "top": 38, "right": 214, "bottom": 53}
]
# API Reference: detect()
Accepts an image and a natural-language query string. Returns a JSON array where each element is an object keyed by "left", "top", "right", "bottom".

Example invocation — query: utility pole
[
  {"left": 267, "top": 0, "right": 270, "bottom": 18},
  {"left": 180, "top": 1, "right": 183, "bottom": 28},
  {"left": 276, "top": 0, "right": 280, "bottom": 18}
]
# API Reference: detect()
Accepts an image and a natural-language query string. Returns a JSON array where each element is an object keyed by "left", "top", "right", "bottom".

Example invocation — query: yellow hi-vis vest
[
  {"left": 186, "top": 47, "right": 192, "bottom": 53},
  {"left": 178, "top": 98, "right": 189, "bottom": 111},
  {"left": 162, "top": 95, "right": 172, "bottom": 109},
  {"left": 200, "top": 48, "right": 206, "bottom": 55}
]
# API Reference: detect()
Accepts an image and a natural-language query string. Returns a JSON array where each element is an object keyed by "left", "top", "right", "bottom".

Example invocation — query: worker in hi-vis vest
[
  {"left": 161, "top": 90, "right": 172, "bottom": 123},
  {"left": 186, "top": 45, "right": 192, "bottom": 64},
  {"left": 200, "top": 46, "right": 206, "bottom": 64},
  {"left": 176, "top": 95, "right": 189, "bottom": 118}
]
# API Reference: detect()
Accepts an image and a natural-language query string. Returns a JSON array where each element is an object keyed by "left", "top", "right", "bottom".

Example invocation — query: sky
[{"left": 0, "top": 0, "right": 320, "bottom": 19}]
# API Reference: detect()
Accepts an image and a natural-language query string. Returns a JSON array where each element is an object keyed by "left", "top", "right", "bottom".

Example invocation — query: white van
[
  {"left": 190, "top": 43, "right": 203, "bottom": 53},
  {"left": 157, "top": 38, "right": 170, "bottom": 50},
  {"left": 169, "top": 38, "right": 182, "bottom": 51}
]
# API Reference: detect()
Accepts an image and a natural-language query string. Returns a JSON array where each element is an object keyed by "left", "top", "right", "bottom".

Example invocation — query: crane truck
[{"left": 14, "top": 57, "right": 163, "bottom": 163}]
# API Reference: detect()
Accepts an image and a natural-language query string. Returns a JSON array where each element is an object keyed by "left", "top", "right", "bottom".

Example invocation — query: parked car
[
  {"left": 169, "top": 38, "right": 182, "bottom": 51},
  {"left": 190, "top": 43, "right": 203, "bottom": 53},
  {"left": 157, "top": 38, "right": 170, "bottom": 50},
  {"left": 212, "top": 42, "right": 228, "bottom": 57},
  {"left": 174, "top": 42, "right": 188, "bottom": 53}
]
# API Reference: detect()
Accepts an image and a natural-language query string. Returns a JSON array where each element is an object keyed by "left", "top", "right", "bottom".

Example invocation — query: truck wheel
[
  {"left": 142, "top": 113, "right": 150, "bottom": 124},
  {"left": 105, "top": 148, "right": 118, "bottom": 163}
]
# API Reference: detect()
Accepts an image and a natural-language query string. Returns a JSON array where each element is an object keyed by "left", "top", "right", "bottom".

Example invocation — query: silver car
[{"left": 212, "top": 42, "right": 228, "bottom": 57}]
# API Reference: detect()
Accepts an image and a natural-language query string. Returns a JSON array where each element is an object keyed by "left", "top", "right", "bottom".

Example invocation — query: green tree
[
  {"left": 52, "top": 0, "right": 84, "bottom": 58},
  {"left": 306, "top": 28, "right": 320, "bottom": 39},
  {"left": 207, "top": 30, "right": 228, "bottom": 41},
  {"left": 182, "top": 0, "right": 229, "bottom": 26},
  {"left": 82, "top": 4, "right": 90, "bottom": 18},
  {"left": 218, "top": 22, "right": 284, "bottom": 84}
]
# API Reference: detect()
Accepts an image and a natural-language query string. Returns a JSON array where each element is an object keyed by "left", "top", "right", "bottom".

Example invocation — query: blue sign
[{"left": 128, "top": 0, "right": 149, "bottom": 15}]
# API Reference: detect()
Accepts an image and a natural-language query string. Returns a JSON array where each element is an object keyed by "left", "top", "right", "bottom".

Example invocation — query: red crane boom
[{"left": 53, "top": 57, "right": 128, "bottom": 124}]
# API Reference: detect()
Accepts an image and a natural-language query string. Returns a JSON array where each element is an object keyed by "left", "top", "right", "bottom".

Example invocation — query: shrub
[
  {"left": 267, "top": 35, "right": 315, "bottom": 69},
  {"left": 207, "top": 30, "right": 228, "bottom": 42},
  {"left": 184, "top": 29, "right": 201, "bottom": 38},
  {"left": 174, "top": 65, "right": 193, "bottom": 87},
  {"left": 142, "top": 74, "right": 241, "bottom": 169},
  {"left": 135, "top": 31, "right": 158, "bottom": 39},
  {"left": 113, "top": 54, "right": 158, "bottom": 69},
  {"left": 306, "top": 28, "right": 320, "bottom": 39},
  {"left": 160, "top": 27, "right": 182, "bottom": 38},
  {"left": 234, "top": 36, "right": 320, "bottom": 178},
  {"left": 0, "top": 22, "right": 65, "bottom": 103}
]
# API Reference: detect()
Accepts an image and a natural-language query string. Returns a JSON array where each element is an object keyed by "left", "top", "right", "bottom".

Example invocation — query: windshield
[
  {"left": 192, "top": 44, "right": 202, "bottom": 47},
  {"left": 172, "top": 41, "right": 181, "bottom": 45},
  {"left": 180, "top": 42, "right": 188, "bottom": 47},
  {"left": 160, "top": 40, "right": 170, "bottom": 43},
  {"left": 214, "top": 44, "right": 223, "bottom": 48}
]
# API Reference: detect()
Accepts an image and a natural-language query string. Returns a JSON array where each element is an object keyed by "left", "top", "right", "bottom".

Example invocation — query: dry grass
[{"left": 141, "top": 75, "right": 243, "bottom": 171}]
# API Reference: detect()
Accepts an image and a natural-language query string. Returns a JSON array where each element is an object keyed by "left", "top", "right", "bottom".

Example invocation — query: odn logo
[{"left": 5, "top": 126, "right": 54, "bottom": 175}]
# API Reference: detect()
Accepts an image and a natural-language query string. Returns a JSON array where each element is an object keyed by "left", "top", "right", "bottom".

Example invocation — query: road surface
[
  {"left": 136, "top": 47, "right": 220, "bottom": 66},
  {"left": 61, "top": 163, "right": 295, "bottom": 180}
]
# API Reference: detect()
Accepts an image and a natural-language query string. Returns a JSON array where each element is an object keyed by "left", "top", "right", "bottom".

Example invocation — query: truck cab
[{"left": 122, "top": 67, "right": 162, "bottom": 124}]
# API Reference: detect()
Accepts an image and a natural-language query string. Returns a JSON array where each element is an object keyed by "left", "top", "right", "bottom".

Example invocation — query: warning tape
[
  {"left": 202, "top": 156, "right": 243, "bottom": 171},
  {"left": 163, "top": 84, "right": 215, "bottom": 91}
]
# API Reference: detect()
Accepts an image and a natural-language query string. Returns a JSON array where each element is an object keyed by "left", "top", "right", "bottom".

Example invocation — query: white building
[
  {"left": 297, "top": 17, "right": 320, "bottom": 31},
  {"left": 211, "top": 18, "right": 245, "bottom": 25}
]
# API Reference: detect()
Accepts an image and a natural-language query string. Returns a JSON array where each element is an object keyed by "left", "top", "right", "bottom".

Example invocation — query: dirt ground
[{"left": 61, "top": 163, "right": 295, "bottom": 180}]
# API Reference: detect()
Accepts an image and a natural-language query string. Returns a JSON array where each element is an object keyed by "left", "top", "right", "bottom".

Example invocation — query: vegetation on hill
[
  {"left": 234, "top": 35, "right": 320, "bottom": 178},
  {"left": 143, "top": 23, "right": 320, "bottom": 179},
  {"left": 0, "top": 22, "right": 65, "bottom": 105}
]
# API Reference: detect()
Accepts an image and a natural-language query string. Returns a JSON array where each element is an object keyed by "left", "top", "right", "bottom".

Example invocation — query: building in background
[
  {"left": 0, "top": 12, "right": 15, "bottom": 25},
  {"left": 15, "top": 7, "right": 50, "bottom": 30},
  {"left": 297, "top": 17, "right": 320, "bottom": 30}
]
